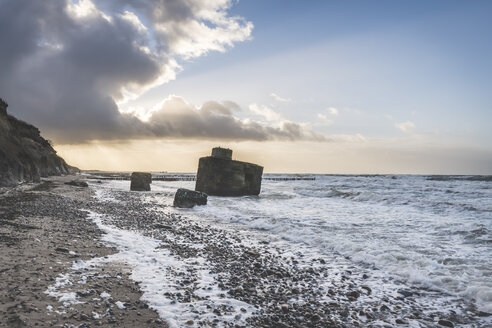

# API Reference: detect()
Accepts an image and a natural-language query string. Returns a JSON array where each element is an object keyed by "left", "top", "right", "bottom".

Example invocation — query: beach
[
  {"left": 0, "top": 176, "right": 165, "bottom": 327},
  {"left": 1, "top": 174, "right": 490, "bottom": 327}
]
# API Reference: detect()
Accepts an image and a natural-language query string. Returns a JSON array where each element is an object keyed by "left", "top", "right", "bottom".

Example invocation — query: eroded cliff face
[{"left": 0, "top": 98, "right": 76, "bottom": 186}]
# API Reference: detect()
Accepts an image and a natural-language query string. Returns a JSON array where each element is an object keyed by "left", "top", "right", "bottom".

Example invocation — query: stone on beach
[
  {"left": 130, "top": 172, "right": 151, "bottom": 191},
  {"left": 64, "top": 180, "right": 89, "bottom": 187},
  {"left": 173, "top": 188, "right": 208, "bottom": 208},
  {"left": 195, "top": 147, "right": 263, "bottom": 196},
  {"left": 438, "top": 319, "right": 455, "bottom": 327}
]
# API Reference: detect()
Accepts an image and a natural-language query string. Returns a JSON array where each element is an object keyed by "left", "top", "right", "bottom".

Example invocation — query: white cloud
[
  {"left": 328, "top": 107, "right": 339, "bottom": 115},
  {"left": 269, "top": 93, "right": 291, "bottom": 102},
  {"left": 120, "top": 11, "right": 148, "bottom": 33},
  {"left": 138, "top": 96, "right": 326, "bottom": 142},
  {"left": 316, "top": 107, "right": 338, "bottom": 125},
  {"left": 249, "top": 103, "right": 285, "bottom": 122},
  {"left": 330, "top": 133, "right": 366, "bottom": 142},
  {"left": 152, "top": 0, "right": 254, "bottom": 59},
  {"left": 66, "top": 0, "right": 100, "bottom": 20},
  {"left": 395, "top": 121, "right": 416, "bottom": 133},
  {"left": 317, "top": 113, "right": 333, "bottom": 125}
]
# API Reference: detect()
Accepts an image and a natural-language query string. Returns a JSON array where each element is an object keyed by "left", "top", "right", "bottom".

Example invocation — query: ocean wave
[
  {"left": 427, "top": 175, "right": 492, "bottom": 182},
  {"left": 91, "top": 176, "right": 492, "bottom": 322},
  {"left": 294, "top": 187, "right": 361, "bottom": 199}
]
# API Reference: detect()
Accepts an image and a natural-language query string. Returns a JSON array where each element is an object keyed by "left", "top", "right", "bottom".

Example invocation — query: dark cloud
[
  {"left": 0, "top": 0, "right": 323, "bottom": 144},
  {"left": 0, "top": 1, "right": 46, "bottom": 71},
  {"left": 145, "top": 96, "right": 326, "bottom": 142},
  {"left": 0, "top": 0, "right": 165, "bottom": 141}
]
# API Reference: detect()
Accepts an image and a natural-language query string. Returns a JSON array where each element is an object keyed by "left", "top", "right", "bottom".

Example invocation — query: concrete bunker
[
  {"left": 195, "top": 147, "right": 263, "bottom": 196},
  {"left": 130, "top": 172, "right": 152, "bottom": 191}
]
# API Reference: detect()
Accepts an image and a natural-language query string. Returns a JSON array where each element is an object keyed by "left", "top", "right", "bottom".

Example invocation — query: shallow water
[{"left": 95, "top": 174, "right": 492, "bottom": 325}]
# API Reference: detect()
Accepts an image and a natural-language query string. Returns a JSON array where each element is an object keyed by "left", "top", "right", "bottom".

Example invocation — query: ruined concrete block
[
  {"left": 173, "top": 188, "right": 208, "bottom": 208},
  {"left": 195, "top": 148, "right": 263, "bottom": 196},
  {"left": 130, "top": 172, "right": 151, "bottom": 191}
]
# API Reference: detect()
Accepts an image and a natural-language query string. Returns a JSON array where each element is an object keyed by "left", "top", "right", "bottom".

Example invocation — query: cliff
[{"left": 0, "top": 98, "right": 76, "bottom": 186}]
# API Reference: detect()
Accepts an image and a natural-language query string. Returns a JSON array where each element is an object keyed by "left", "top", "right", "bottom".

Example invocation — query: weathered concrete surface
[
  {"left": 211, "top": 147, "right": 232, "bottom": 160},
  {"left": 130, "top": 172, "right": 151, "bottom": 191},
  {"left": 195, "top": 148, "right": 263, "bottom": 196},
  {"left": 173, "top": 188, "right": 207, "bottom": 208}
]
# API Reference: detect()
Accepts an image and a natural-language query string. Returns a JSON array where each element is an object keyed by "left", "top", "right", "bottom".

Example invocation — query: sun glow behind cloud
[
  {"left": 0, "top": 0, "right": 262, "bottom": 143},
  {"left": 1, "top": 0, "right": 491, "bottom": 173},
  {"left": 55, "top": 137, "right": 492, "bottom": 175}
]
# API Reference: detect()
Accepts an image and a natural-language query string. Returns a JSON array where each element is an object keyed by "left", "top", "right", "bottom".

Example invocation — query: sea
[{"left": 79, "top": 174, "right": 492, "bottom": 326}]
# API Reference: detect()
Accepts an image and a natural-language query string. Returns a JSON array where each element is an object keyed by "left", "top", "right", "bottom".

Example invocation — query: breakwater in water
[{"left": 82, "top": 172, "right": 316, "bottom": 182}]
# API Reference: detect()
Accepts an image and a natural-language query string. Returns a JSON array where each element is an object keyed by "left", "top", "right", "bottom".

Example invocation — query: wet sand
[{"left": 0, "top": 176, "right": 165, "bottom": 327}]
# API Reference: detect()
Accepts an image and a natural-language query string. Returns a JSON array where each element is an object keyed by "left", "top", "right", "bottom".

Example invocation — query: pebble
[
  {"left": 438, "top": 319, "right": 454, "bottom": 327},
  {"left": 13, "top": 179, "right": 482, "bottom": 328}
]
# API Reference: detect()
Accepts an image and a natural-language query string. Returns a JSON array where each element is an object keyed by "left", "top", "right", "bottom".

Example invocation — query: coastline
[
  {"left": 0, "top": 176, "right": 165, "bottom": 327},
  {"left": 1, "top": 175, "right": 488, "bottom": 327}
]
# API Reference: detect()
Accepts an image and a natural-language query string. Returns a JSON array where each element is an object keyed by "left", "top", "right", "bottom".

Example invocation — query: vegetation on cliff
[{"left": 0, "top": 98, "right": 76, "bottom": 186}]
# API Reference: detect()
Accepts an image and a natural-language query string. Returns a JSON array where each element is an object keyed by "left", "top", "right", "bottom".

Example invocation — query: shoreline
[
  {"left": 1, "top": 175, "right": 489, "bottom": 327},
  {"left": 0, "top": 176, "right": 165, "bottom": 327},
  {"left": 86, "top": 179, "right": 485, "bottom": 327}
]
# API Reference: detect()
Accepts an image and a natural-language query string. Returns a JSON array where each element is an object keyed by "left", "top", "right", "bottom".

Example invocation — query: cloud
[
  {"left": 316, "top": 107, "right": 339, "bottom": 125},
  {"left": 269, "top": 93, "right": 291, "bottom": 102},
  {"left": 0, "top": 0, "right": 254, "bottom": 143},
  {"left": 328, "top": 107, "right": 339, "bottom": 116},
  {"left": 316, "top": 113, "right": 333, "bottom": 125},
  {"left": 249, "top": 103, "right": 285, "bottom": 122},
  {"left": 141, "top": 96, "right": 326, "bottom": 142},
  {"left": 36, "top": 95, "right": 327, "bottom": 143},
  {"left": 395, "top": 121, "right": 416, "bottom": 133}
]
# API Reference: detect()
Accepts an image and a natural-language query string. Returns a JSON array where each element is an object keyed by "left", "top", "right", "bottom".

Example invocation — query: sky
[{"left": 1, "top": 0, "right": 491, "bottom": 174}]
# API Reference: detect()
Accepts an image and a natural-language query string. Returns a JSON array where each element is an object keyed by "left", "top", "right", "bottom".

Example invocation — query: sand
[{"left": 0, "top": 176, "right": 166, "bottom": 327}]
